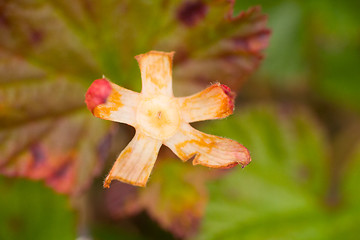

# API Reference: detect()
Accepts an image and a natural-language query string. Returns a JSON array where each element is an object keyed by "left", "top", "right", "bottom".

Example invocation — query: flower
[{"left": 85, "top": 51, "right": 251, "bottom": 187}]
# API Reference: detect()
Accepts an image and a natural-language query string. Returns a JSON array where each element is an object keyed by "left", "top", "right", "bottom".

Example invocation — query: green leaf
[
  {"left": 235, "top": 0, "right": 360, "bottom": 111},
  {"left": 343, "top": 142, "right": 360, "bottom": 210},
  {"left": 194, "top": 105, "right": 332, "bottom": 240},
  {"left": 302, "top": 0, "right": 360, "bottom": 111},
  {"left": 0, "top": 177, "right": 76, "bottom": 240}
]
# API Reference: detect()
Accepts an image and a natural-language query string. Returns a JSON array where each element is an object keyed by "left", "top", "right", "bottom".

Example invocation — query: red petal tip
[
  {"left": 220, "top": 84, "right": 235, "bottom": 110},
  {"left": 85, "top": 78, "right": 112, "bottom": 113},
  {"left": 220, "top": 162, "right": 239, "bottom": 169}
]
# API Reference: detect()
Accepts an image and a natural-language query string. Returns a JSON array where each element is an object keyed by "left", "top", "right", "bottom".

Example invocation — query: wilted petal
[
  {"left": 177, "top": 83, "right": 235, "bottom": 122},
  {"left": 164, "top": 123, "right": 251, "bottom": 168},
  {"left": 135, "top": 51, "right": 175, "bottom": 97},
  {"left": 104, "top": 131, "right": 162, "bottom": 187},
  {"left": 85, "top": 78, "right": 140, "bottom": 126}
]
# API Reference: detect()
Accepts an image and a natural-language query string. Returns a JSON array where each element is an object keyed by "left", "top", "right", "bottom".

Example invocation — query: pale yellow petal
[
  {"left": 177, "top": 83, "right": 235, "bottom": 123},
  {"left": 164, "top": 123, "right": 251, "bottom": 168},
  {"left": 86, "top": 79, "right": 140, "bottom": 126},
  {"left": 135, "top": 50, "right": 174, "bottom": 96},
  {"left": 104, "top": 131, "right": 162, "bottom": 187}
]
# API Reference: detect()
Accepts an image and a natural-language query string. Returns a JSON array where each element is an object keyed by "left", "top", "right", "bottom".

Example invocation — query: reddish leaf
[
  {"left": 0, "top": 49, "right": 111, "bottom": 195},
  {"left": 0, "top": 0, "right": 269, "bottom": 197},
  {"left": 140, "top": 162, "right": 208, "bottom": 238},
  {"left": 0, "top": 0, "right": 109, "bottom": 195},
  {"left": 0, "top": 77, "right": 112, "bottom": 194},
  {"left": 156, "top": 2, "right": 270, "bottom": 93},
  {"left": 105, "top": 159, "right": 214, "bottom": 238},
  {"left": 105, "top": 182, "right": 143, "bottom": 218},
  {"left": 177, "top": 1, "right": 209, "bottom": 27}
]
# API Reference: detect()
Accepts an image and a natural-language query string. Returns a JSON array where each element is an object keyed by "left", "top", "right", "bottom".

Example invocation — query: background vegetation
[{"left": 0, "top": 0, "right": 359, "bottom": 239}]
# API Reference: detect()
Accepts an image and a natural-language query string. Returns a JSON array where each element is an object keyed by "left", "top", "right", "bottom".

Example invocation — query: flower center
[{"left": 136, "top": 95, "right": 180, "bottom": 140}]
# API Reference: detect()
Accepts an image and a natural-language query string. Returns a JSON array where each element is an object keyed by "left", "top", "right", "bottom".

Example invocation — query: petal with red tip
[
  {"left": 85, "top": 78, "right": 112, "bottom": 112},
  {"left": 85, "top": 78, "right": 140, "bottom": 126},
  {"left": 164, "top": 123, "right": 251, "bottom": 168},
  {"left": 177, "top": 83, "right": 235, "bottom": 123},
  {"left": 135, "top": 51, "right": 175, "bottom": 97},
  {"left": 104, "top": 131, "right": 162, "bottom": 187}
]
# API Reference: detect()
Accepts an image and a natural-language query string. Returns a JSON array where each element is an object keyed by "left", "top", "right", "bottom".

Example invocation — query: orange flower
[{"left": 85, "top": 51, "right": 251, "bottom": 187}]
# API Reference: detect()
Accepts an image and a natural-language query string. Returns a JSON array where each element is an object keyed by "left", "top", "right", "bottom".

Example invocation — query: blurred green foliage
[
  {"left": 0, "top": 177, "right": 75, "bottom": 240},
  {"left": 196, "top": 107, "right": 359, "bottom": 240},
  {"left": 1, "top": 0, "right": 360, "bottom": 239},
  {"left": 235, "top": 0, "right": 360, "bottom": 111}
]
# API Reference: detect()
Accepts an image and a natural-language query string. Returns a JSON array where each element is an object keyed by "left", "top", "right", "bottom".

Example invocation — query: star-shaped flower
[{"left": 85, "top": 51, "right": 251, "bottom": 187}]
